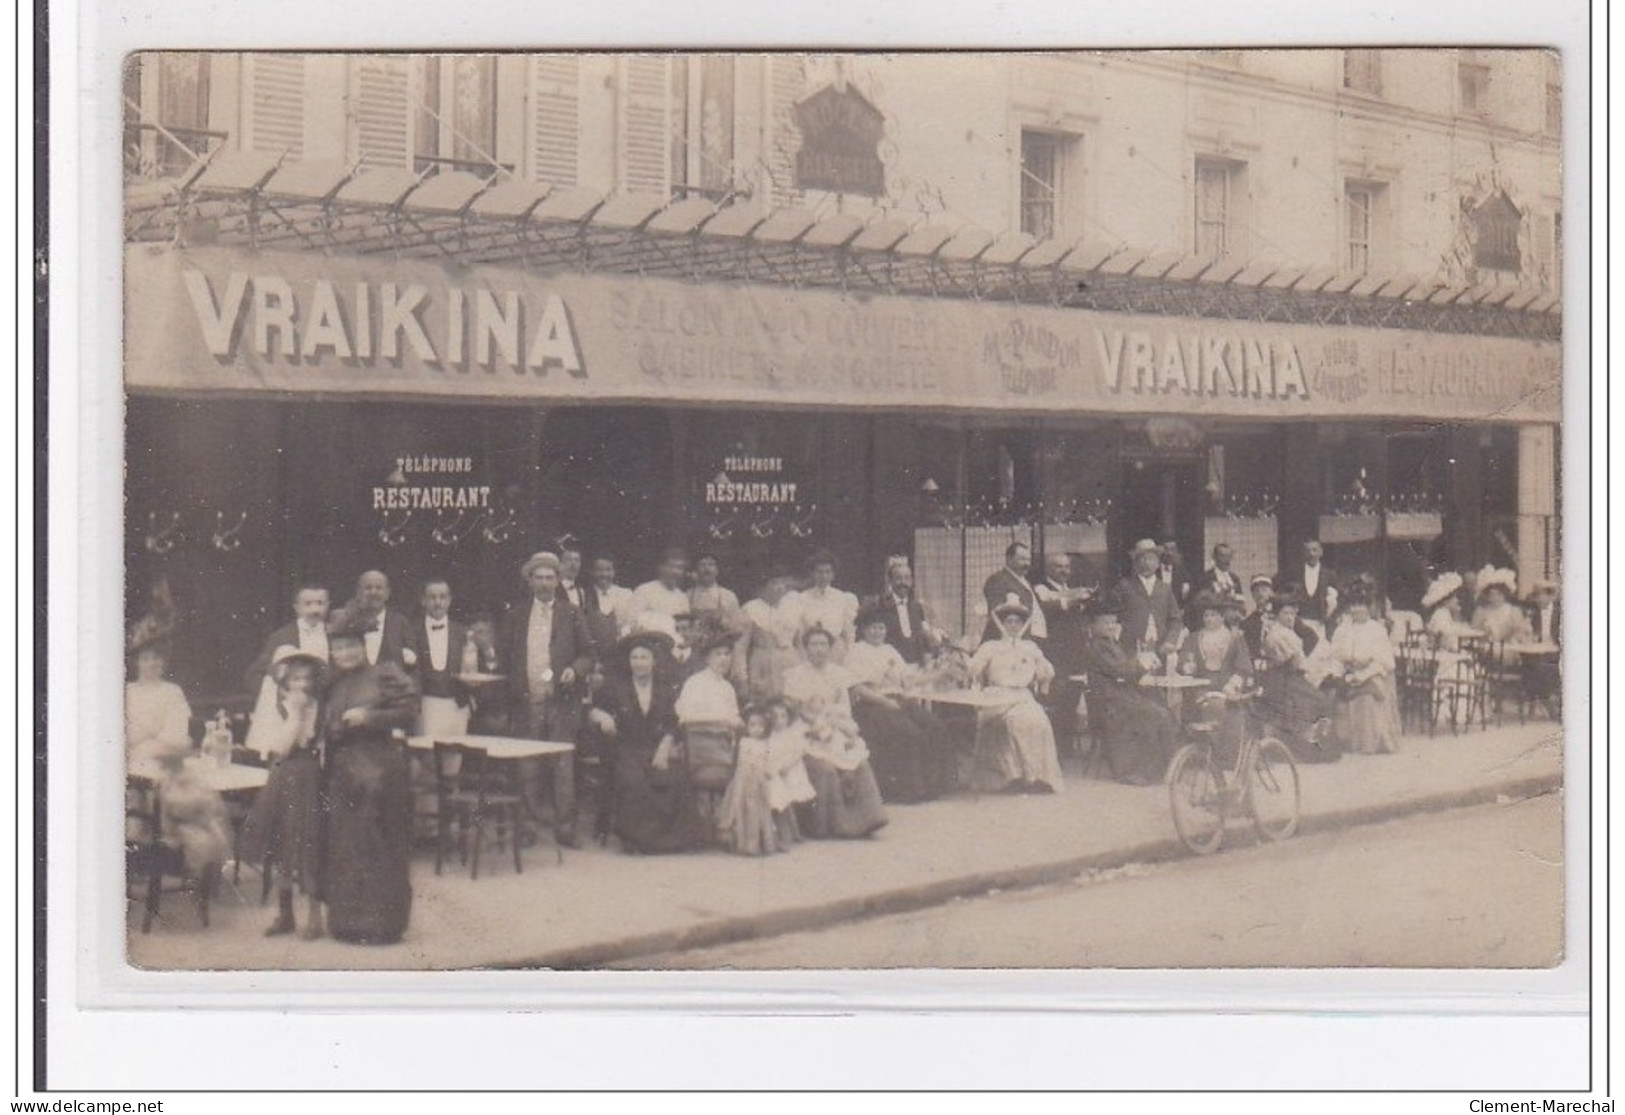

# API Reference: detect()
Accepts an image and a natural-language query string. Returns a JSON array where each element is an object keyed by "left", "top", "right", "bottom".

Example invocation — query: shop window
[
  {"left": 415, "top": 56, "right": 501, "bottom": 175},
  {"left": 124, "top": 52, "right": 219, "bottom": 179},
  {"left": 1343, "top": 49, "right": 1383, "bottom": 96},
  {"left": 1020, "top": 130, "right": 1071, "bottom": 241},
  {"left": 1194, "top": 157, "right": 1245, "bottom": 260},
  {"left": 1458, "top": 51, "right": 1490, "bottom": 116}
]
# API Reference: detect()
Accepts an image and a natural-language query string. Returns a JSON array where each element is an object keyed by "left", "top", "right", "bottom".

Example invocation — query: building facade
[{"left": 123, "top": 50, "right": 1563, "bottom": 701}]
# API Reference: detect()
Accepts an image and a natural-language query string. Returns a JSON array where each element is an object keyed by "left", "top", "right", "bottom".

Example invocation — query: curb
[{"left": 498, "top": 770, "right": 1564, "bottom": 970}]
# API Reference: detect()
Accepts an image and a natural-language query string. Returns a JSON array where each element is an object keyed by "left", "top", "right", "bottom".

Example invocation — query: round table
[{"left": 1507, "top": 642, "right": 1560, "bottom": 656}]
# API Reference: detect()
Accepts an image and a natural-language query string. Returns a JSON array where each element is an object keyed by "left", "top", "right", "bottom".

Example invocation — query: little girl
[
  {"left": 715, "top": 705, "right": 780, "bottom": 855},
  {"left": 764, "top": 698, "right": 815, "bottom": 847}
]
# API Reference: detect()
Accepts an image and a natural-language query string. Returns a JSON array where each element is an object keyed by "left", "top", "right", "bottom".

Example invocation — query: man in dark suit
[
  {"left": 243, "top": 582, "right": 331, "bottom": 693},
  {"left": 1522, "top": 578, "right": 1562, "bottom": 715},
  {"left": 865, "top": 558, "right": 943, "bottom": 664},
  {"left": 1199, "top": 543, "right": 1244, "bottom": 599},
  {"left": 1278, "top": 539, "right": 1339, "bottom": 631},
  {"left": 982, "top": 541, "right": 1046, "bottom": 644},
  {"left": 406, "top": 577, "right": 473, "bottom": 738},
  {"left": 1115, "top": 539, "right": 1183, "bottom": 658},
  {"left": 500, "top": 551, "right": 595, "bottom": 847},
  {"left": 1034, "top": 552, "right": 1092, "bottom": 747},
  {"left": 353, "top": 569, "right": 414, "bottom": 669}
]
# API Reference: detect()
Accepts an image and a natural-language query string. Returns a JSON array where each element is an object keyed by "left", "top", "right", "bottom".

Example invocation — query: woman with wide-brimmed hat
[
  {"left": 965, "top": 594, "right": 1064, "bottom": 793},
  {"left": 316, "top": 608, "right": 420, "bottom": 944},
  {"left": 586, "top": 629, "right": 708, "bottom": 854},
  {"left": 238, "top": 644, "right": 329, "bottom": 937}
]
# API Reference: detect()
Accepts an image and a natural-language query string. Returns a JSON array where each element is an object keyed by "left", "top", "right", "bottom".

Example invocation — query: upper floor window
[
  {"left": 1020, "top": 130, "right": 1067, "bottom": 241},
  {"left": 1343, "top": 49, "right": 1383, "bottom": 96},
  {"left": 1194, "top": 157, "right": 1245, "bottom": 260},
  {"left": 124, "top": 52, "right": 220, "bottom": 179},
  {"left": 670, "top": 56, "right": 738, "bottom": 199},
  {"left": 1344, "top": 180, "right": 1388, "bottom": 274},
  {"left": 415, "top": 56, "right": 501, "bottom": 175},
  {"left": 1458, "top": 51, "right": 1491, "bottom": 116}
]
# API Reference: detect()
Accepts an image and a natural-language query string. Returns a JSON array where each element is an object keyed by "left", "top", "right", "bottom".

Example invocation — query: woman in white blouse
[
  {"left": 781, "top": 626, "right": 888, "bottom": 838},
  {"left": 735, "top": 575, "right": 803, "bottom": 702},
  {"left": 796, "top": 550, "right": 860, "bottom": 661},
  {"left": 126, "top": 639, "right": 192, "bottom": 765},
  {"left": 1328, "top": 583, "right": 1401, "bottom": 754},
  {"left": 967, "top": 597, "right": 1064, "bottom": 793}
]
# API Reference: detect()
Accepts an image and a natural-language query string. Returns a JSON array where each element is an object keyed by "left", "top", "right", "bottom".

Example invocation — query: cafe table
[
  {"left": 405, "top": 734, "right": 577, "bottom": 854},
  {"left": 128, "top": 754, "right": 270, "bottom": 794}
]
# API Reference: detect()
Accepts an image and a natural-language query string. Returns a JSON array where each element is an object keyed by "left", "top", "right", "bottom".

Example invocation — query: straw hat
[{"left": 992, "top": 592, "right": 1031, "bottom": 620}]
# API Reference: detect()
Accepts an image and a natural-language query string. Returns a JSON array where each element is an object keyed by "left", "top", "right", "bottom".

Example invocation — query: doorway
[{"left": 1118, "top": 456, "right": 1205, "bottom": 580}]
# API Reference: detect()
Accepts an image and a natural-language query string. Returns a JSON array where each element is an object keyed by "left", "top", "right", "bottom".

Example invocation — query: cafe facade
[
  {"left": 124, "top": 227, "right": 1561, "bottom": 700},
  {"left": 122, "top": 52, "right": 1563, "bottom": 701}
]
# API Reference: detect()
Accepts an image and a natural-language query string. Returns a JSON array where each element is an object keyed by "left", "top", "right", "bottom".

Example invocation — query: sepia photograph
[{"left": 119, "top": 48, "right": 1566, "bottom": 973}]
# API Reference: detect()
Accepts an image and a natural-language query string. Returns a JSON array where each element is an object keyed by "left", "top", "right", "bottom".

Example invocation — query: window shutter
[
  {"left": 529, "top": 55, "right": 580, "bottom": 186},
  {"left": 245, "top": 53, "right": 306, "bottom": 157},
  {"left": 1532, "top": 212, "right": 1556, "bottom": 288},
  {"left": 351, "top": 57, "right": 412, "bottom": 169},
  {"left": 767, "top": 55, "right": 806, "bottom": 207},
  {"left": 619, "top": 55, "right": 671, "bottom": 195}
]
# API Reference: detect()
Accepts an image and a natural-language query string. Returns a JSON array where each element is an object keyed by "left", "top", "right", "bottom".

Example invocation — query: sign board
[
  {"left": 125, "top": 244, "right": 1562, "bottom": 424},
  {"left": 793, "top": 84, "right": 886, "bottom": 197}
]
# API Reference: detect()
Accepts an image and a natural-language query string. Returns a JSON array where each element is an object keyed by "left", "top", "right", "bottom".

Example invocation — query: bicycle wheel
[
  {"left": 1247, "top": 736, "right": 1300, "bottom": 842},
  {"left": 1167, "top": 744, "right": 1225, "bottom": 856}
]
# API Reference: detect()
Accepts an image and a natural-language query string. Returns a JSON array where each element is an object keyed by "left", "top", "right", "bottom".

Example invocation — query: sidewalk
[{"left": 127, "top": 718, "right": 1566, "bottom": 971}]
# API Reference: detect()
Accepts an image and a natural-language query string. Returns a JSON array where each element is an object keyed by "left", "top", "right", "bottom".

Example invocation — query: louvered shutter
[
  {"left": 767, "top": 55, "right": 806, "bottom": 207},
  {"left": 620, "top": 55, "right": 671, "bottom": 195},
  {"left": 1532, "top": 212, "right": 1557, "bottom": 290},
  {"left": 350, "top": 57, "right": 412, "bottom": 168},
  {"left": 245, "top": 53, "right": 305, "bottom": 157},
  {"left": 529, "top": 55, "right": 580, "bottom": 186}
]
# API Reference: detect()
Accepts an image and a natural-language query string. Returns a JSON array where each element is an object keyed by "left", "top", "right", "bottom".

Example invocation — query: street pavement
[
  {"left": 630, "top": 792, "right": 1564, "bottom": 969},
  {"left": 127, "top": 717, "right": 1566, "bottom": 971}
]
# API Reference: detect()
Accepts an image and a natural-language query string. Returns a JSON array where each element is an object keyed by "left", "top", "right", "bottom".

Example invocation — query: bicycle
[{"left": 1166, "top": 688, "right": 1301, "bottom": 856}]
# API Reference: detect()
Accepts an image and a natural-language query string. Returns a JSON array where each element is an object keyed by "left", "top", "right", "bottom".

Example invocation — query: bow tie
[{"left": 430, "top": 622, "right": 446, "bottom": 631}]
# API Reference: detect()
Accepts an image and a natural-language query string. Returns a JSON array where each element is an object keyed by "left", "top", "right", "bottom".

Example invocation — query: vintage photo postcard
[{"left": 120, "top": 49, "right": 1566, "bottom": 972}]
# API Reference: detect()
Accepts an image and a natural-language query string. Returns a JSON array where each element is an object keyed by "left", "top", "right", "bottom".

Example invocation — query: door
[{"left": 1118, "top": 458, "right": 1204, "bottom": 580}]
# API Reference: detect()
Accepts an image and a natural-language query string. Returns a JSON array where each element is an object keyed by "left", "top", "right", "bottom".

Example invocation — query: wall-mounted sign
[
  {"left": 793, "top": 84, "right": 886, "bottom": 197},
  {"left": 127, "top": 245, "right": 1562, "bottom": 424},
  {"left": 703, "top": 455, "right": 800, "bottom": 505},
  {"left": 371, "top": 453, "right": 493, "bottom": 510}
]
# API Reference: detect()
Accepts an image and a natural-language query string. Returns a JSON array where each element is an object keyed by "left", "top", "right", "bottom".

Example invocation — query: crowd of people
[{"left": 125, "top": 533, "right": 1562, "bottom": 946}]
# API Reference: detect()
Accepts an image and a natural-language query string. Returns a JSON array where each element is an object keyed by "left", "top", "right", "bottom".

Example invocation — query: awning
[{"left": 125, "top": 154, "right": 1561, "bottom": 343}]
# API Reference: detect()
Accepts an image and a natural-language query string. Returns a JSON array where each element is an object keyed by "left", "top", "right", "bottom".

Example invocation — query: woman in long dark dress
[
  {"left": 846, "top": 605, "right": 956, "bottom": 802},
  {"left": 318, "top": 610, "right": 420, "bottom": 945},
  {"left": 238, "top": 645, "right": 327, "bottom": 938},
  {"left": 1256, "top": 595, "right": 1340, "bottom": 764},
  {"left": 586, "top": 631, "right": 708, "bottom": 854}
]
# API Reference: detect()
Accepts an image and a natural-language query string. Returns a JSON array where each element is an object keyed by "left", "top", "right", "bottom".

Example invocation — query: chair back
[
  {"left": 681, "top": 722, "right": 737, "bottom": 792},
  {"left": 431, "top": 740, "right": 481, "bottom": 804}
]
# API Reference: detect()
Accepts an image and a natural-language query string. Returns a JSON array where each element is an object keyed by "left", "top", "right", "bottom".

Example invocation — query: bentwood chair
[
  {"left": 1441, "top": 635, "right": 1491, "bottom": 734},
  {"left": 125, "top": 778, "right": 213, "bottom": 933},
  {"left": 431, "top": 742, "right": 525, "bottom": 879},
  {"left": 1396, "top": 630, "right": 1441, "bottom": 736},
  {"left": 1479, "top": 641, "right": 1529, "bottom": 727}
]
